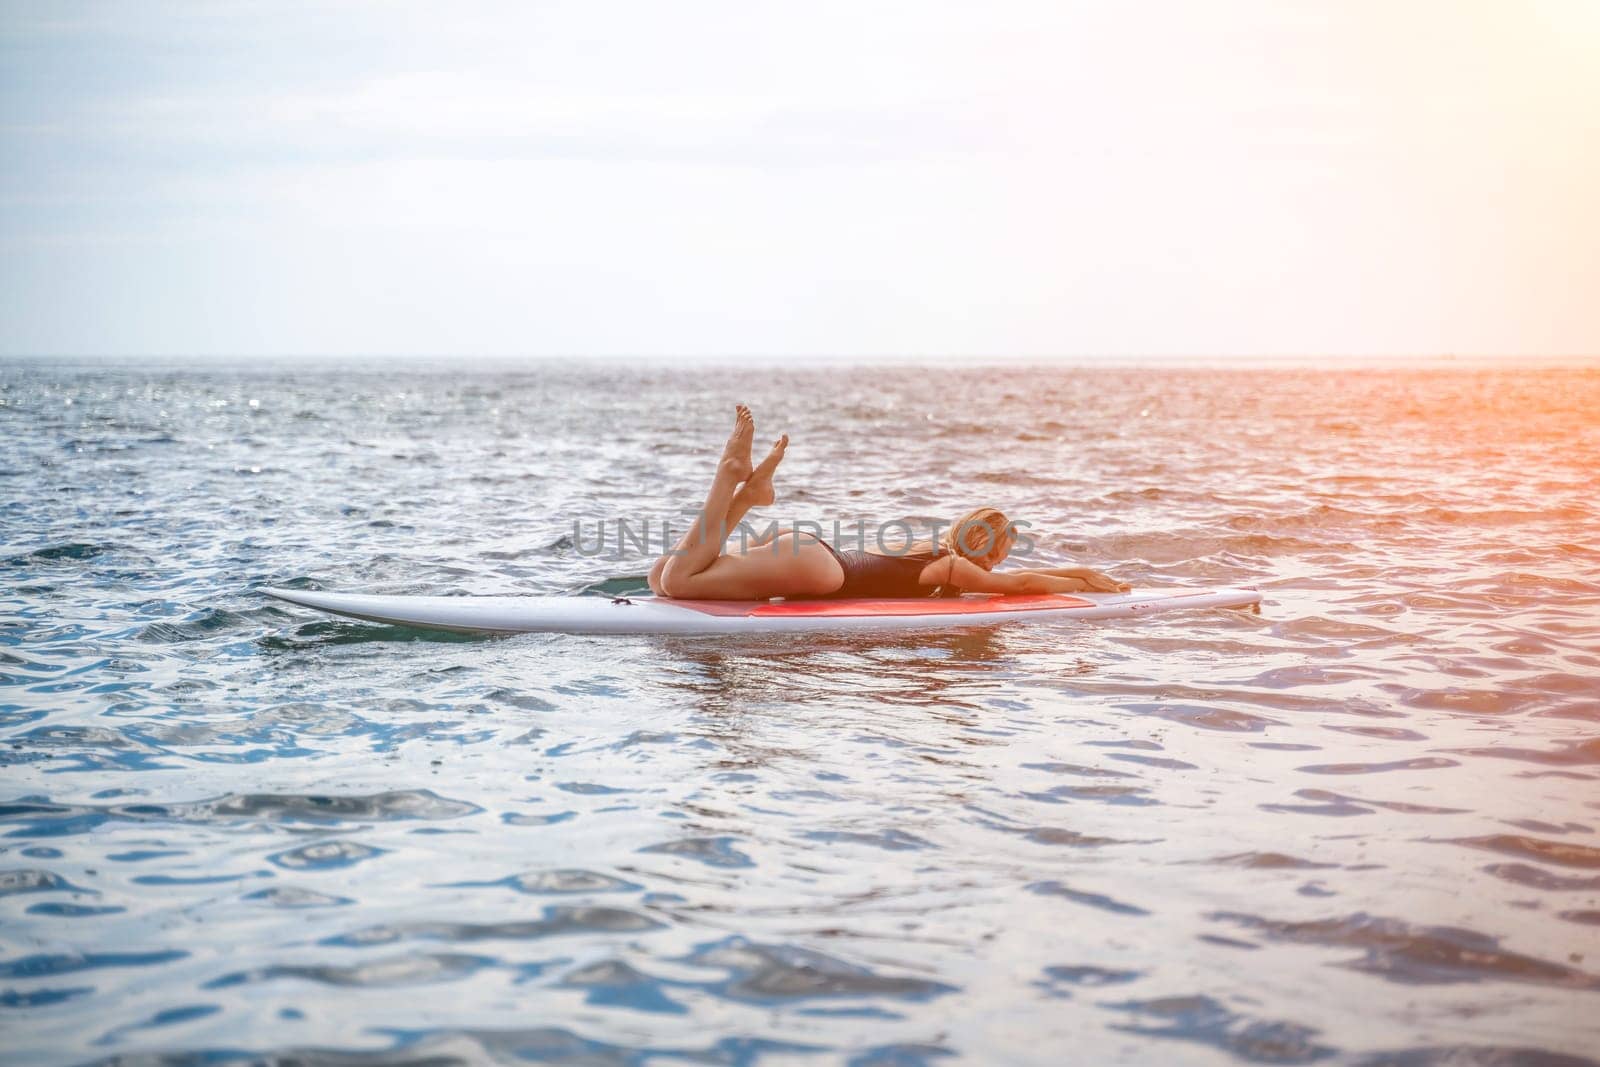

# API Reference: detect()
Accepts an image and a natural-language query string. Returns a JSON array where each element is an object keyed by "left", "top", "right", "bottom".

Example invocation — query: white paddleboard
[{"left": 261, "top": 586, "right": 1261, "bottom": 636}]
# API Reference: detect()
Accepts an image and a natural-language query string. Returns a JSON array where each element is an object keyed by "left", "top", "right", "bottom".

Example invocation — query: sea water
[{"left": 2, "top": 360, "right": 1597, "bottom": 1064}]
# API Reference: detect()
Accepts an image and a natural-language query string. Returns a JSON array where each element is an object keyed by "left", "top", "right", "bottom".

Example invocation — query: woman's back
[{"left": 822, "top": 548, "right": 955, "bottom": 599}]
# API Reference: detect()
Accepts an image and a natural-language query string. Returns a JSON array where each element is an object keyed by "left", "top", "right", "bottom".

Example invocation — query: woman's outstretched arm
[
  {"left": 919, "top": 555, "right": 1099, "bottom": 595},
  {"left": 1009, "top": 565, "right": 1129, "bottom": 593}
]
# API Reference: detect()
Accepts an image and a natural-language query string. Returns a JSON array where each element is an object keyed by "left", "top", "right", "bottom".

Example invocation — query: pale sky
[{"left": 2, "top": 0, "right": 1597, "bottom": 359}]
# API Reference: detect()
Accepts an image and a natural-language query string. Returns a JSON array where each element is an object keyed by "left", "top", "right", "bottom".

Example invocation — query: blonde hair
[{"left": 939, "top": 507, "right": 1013, "bottom": 568}]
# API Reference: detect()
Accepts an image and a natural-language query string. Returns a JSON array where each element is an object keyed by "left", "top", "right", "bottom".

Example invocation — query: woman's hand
[{"left": 1074, "top": 569, "right": 1131, "bottom": 593}]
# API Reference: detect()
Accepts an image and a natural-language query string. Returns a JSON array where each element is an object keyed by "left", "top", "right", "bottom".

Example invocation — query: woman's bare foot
[
  {"left": 739, "top": 434, "right": 788, "bottom": 507},
  {"left": 719, "top": 404, "right": 755, "bottom": 482}
]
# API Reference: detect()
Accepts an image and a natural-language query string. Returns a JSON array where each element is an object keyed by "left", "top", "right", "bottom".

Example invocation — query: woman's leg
[
  {"left": 649, "top": 427, "right": 788, "bottom": 595},
  {"left": 647, "top": 482, "right": 774, "bottom": 593},
  {"left": 662, "top": 532, "right": 843, "bottom": 600},
  {"left": 721, "top": 433, "right": 787, "bottom": 541},
  {"left": 650, "top": 414, "right": 832, "bottom": 599},
  {"left": 655, "top": 405, "right": 754, "bottom": 596}
]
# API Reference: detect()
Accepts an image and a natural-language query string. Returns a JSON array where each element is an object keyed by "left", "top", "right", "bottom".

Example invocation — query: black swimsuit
[{"left": 815, "top": 541, "right": 960, "bottom": 599}]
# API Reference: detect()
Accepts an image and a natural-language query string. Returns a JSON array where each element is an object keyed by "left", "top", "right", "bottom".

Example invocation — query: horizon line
[{"left": 5, "top": 352, "right": 1598, "bottom": 366}]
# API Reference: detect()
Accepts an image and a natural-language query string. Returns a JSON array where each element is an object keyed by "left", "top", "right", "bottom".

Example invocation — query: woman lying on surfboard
[{"left": 647, "top": 405, "right": 1131, "bottom": 601}]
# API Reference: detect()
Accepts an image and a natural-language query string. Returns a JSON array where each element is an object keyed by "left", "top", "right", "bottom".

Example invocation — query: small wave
[
  {"left": 268, "top": 839, "right": 386, "bottom": 870},
  {"left": 684, "top": 936, "right": 956, "bottom": 1003},
  {"left": 801, "top": 828, "right": 933, "bottom": 851},
  {"left": 1029, "top": 880, "right": 1150, "bottom": 916},
  {"left": 0, "top": 868, "right": 93, "bottom": 896},
  {"left": 1023, "top": 783, "right": 1157, "bottom": 806},
  {"left": 1141, "top": 704, "right": 1281, "bottom": 733},
  {"left": 69, "top": 1025, "right": 820, "bottom": 1065},
  {"left": 0, "top": 949, "right": 188, "bottom": 980},
  {"left": 1037, "top": 964, "right": 1142, "bottom": 991},
  {"left": 1091, "top": 529, "right": 1349, "bottom": 563},
  {"left": 209, "top": 952, "right": 487, "bottom": 989},
  {"left": 5, "top": 542, "right": 109, "bottom": 565},
  {"left": 0, "top": 789, "right": 481, "bottom": 837},
  {"left": 136, "top": 609, "right": 252, "bottom": 644},
  {"left": 1212, "top": 911, "right": 1600, "bottom": 989},
  {"left": 1262, "top": 789, "right": 1469, "bottom": 818},
  {"left": 1295, "top": 757, "right": 1459, "bottom": 776},
  {"left": 439, "top": 869, "right": 640, "bottom": 894},
  {"left": 1482, "top": 864, "right": 1600, "bottom": 891},
  {"left": 1447, "top": 739, "right": 1600, "bottom": 767},
  {"left": 638, "top": 836, "right": 755, "bottom": 869},
  {"left": 1351, "top": 1045, "right": 1600, "bottom": 1065},
  {"left": 258, "top": 620, "right": 487, "bottom": 647},
  {"left": 324, "top": 905, "right": 664, "bottom": 947},
  {"left": 243, "top": 886, "right": 353, "bottom": 908},
  {"left": 1204, "top": 853, "right": 1338, "bottom": 871},
  {"left": 1106, "top": 993, "right": 1336, "bottom": 1063},
  {"left": 1015, "top": 827, "right": 1129, "bottom": 847},
  {"left": 1446, "top": 835, "right": 1600, "bottom": 869}
]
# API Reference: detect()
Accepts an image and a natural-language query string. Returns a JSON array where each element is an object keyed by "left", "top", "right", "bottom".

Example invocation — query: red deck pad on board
[{"left": 668, "top": 594, "right": 1094, "bottom": 618}]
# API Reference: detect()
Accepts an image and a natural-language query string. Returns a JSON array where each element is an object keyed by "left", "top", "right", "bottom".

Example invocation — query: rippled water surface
[{"left": 3, "top": 360, "right": 1598, "bottom": 1065}]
